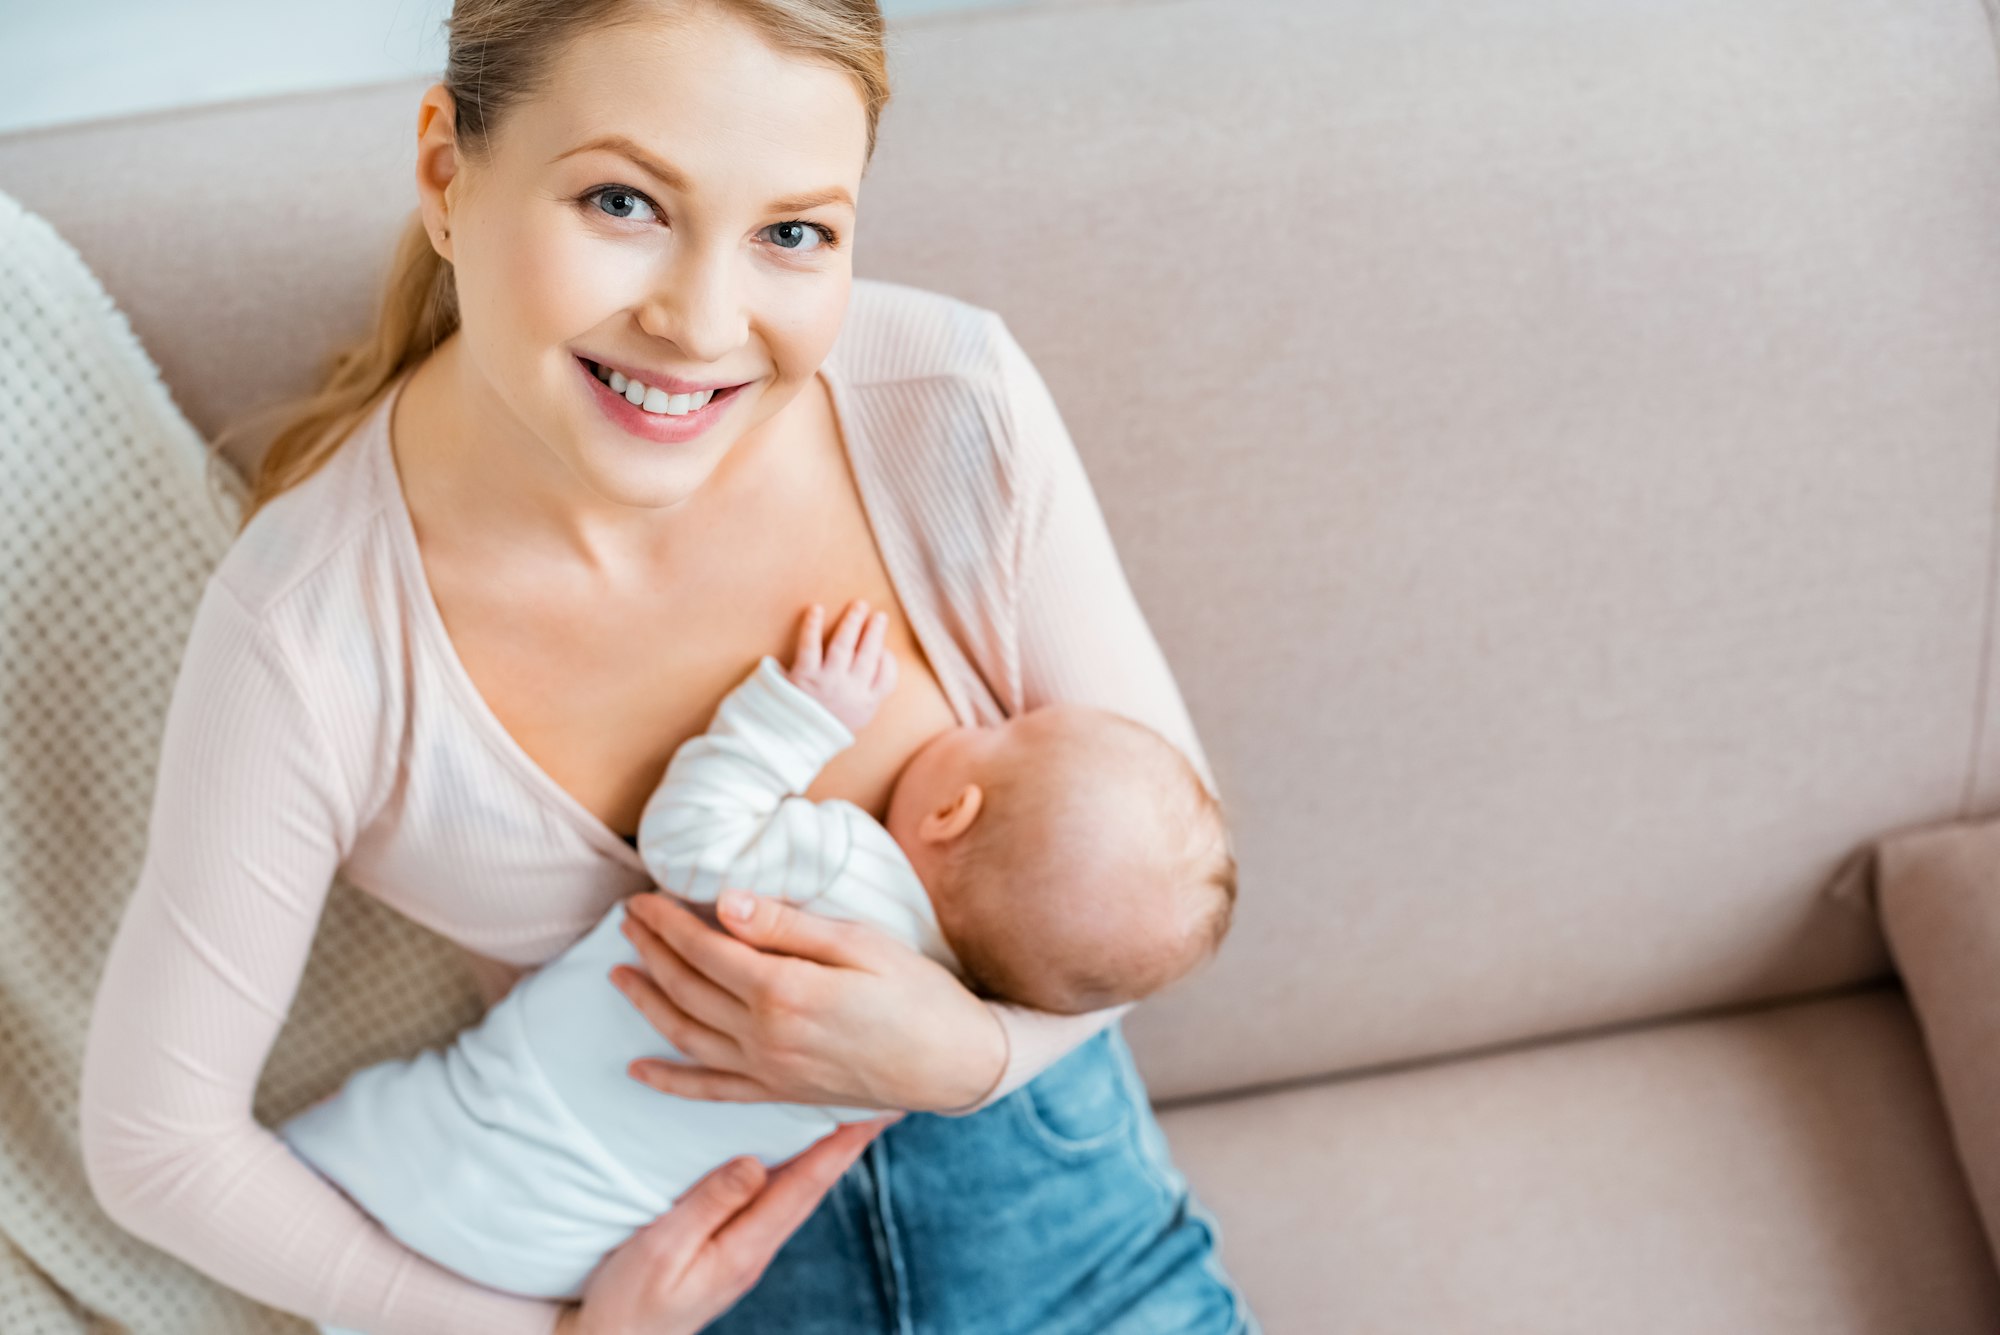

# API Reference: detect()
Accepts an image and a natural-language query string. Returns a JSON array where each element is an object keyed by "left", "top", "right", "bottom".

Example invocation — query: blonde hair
[
  {"left": 943, "top": 711, "right": 1239, "bottom": 1013},
  {"left": 211, "top": 0, "right": 890, "bottom": 533}
]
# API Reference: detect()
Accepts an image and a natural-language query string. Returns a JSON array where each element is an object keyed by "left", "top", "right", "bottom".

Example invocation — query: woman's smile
[{"left": 576, "top": 352, "right": 754, "bottom": 445}]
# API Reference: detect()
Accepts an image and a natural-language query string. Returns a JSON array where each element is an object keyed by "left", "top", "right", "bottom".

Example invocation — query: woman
[{"left": 78, "top": 1, "right": 1255, "bottom": 1332}]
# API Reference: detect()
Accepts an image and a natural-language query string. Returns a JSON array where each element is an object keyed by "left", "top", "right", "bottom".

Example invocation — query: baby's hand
[{"left": 786, "top": 599, "right": 898, "bottom": 733}]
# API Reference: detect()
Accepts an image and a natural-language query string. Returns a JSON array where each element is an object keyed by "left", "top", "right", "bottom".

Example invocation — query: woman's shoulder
[
  {"left": 208, "top": 387, "right": 398, "bottom": 624},
  {"left": 832, "top": 279, "right": 1066, "bottom": 486},
  {"left": 178, "top": 392, "right": 405, "bottom": 829},
  {"left": 832, "top": 277, "right": 1021, "bottom": 390}
]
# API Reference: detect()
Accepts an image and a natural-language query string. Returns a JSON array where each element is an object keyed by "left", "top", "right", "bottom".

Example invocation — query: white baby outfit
[{"left": 277, "top": 653, "right": 961, "bottom": 1305}]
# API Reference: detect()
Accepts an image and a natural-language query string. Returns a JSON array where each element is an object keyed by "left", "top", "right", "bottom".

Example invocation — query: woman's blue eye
[
  {"left": 586, "top": 186, "right": 658, "bottom": 224},
  {"left": 581, "top": 185, "right": 838, "bottom": 255},
  {"left": 764, "top": 220, "right": 838, "bottom": 254}
]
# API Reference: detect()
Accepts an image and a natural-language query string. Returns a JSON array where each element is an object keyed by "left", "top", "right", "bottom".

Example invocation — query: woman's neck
[{"left": 392, "top": 333, "right": 727, "bottom": 584}]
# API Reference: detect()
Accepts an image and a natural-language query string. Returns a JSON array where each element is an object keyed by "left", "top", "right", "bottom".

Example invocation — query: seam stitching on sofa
[
  {"left": 1965, "top": 0, "right": 2000, "bottom": 819},
  {"left": 1968, "top": 405, "right": 2000, "bottom": 819},
  {"left": 1149, "top": 976, "right": 1904, "bottom": 1114}
]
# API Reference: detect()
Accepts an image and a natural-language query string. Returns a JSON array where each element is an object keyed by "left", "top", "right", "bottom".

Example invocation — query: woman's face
[{"left": 413, "top": 5, "right": 869, "bottom": 516}]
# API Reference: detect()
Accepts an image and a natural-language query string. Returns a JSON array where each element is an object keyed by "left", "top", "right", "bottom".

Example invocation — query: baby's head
[{"left": 884, "top": 706, "right": 1236, "bottom": 1015}]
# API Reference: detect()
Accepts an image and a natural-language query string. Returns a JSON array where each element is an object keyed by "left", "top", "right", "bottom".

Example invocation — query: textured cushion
[
  {"left": 0, "top": 188, "right": 490, "bottom": 1332},
  {"left": 1875, "top": 810, "right": 2000, "bottom": 1274}
]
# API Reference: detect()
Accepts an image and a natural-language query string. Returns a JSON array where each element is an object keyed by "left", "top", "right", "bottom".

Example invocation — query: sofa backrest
[{"left": 6, "top": 0, "right": 2000, "bottom": 1105}]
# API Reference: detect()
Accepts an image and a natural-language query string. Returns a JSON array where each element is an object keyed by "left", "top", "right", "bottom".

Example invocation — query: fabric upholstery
[
  {"left": 1875, "top": 811, "right": 2000, "bottom": 1272},
  {"left": 1160, "top": 982, "right": 2000, "bottom": 1331}
]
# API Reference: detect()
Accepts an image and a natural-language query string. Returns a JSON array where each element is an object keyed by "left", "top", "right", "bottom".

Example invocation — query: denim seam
[
  {"left": 1009, "top": 1081, "right": 1139, "bottom": 1157},
  {"left": 1115, "top": 1036, "right": 1262, "bottom": 1333},
  {"left": 862, "top": 1136, "right": 915, "bottom": 1335}
]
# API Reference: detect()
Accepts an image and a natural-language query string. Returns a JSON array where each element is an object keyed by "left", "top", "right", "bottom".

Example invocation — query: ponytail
[{"left": 212, "top": 210, "right": 458, "bottom": 532}]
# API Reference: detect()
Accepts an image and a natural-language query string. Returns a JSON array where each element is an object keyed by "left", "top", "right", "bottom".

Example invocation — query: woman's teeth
[{"left": 590, "top": 360, "right": 720, "bottom": 417}]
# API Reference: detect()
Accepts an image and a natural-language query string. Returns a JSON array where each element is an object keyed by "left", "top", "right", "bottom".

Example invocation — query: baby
[{"left": 277, "top": 596, "right": 1236, "bottom": 1310}]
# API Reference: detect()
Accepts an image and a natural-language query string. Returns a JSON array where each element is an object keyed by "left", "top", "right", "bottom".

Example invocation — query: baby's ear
[{"left": 921, "top": 784, "right": 984, "bottom": 843}]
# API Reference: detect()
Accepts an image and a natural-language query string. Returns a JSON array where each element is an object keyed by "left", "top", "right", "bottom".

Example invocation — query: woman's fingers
[
  {"left": 631, "top": 1059, "right": 781, "bottom": 1104},
  {"left": 619, "top": 906, "right": 752, "bottom": 1033},
  {"left": 610, "top": 961, "right": 749, "bottom": 1074},
  {"left": 645, "top": 1155, "right": 768, "bottom": 1258},
  {"left": 701, "top": 1121, "right": 887, "bottom": 1281},
  {"left": 713, "top": 889, "right": 877, "bottom": 970},
  {"left": 760, "top": 1118, "right": 889, "bottom": 1206},
  {"left": 570, "top": 1154, "right": 777, "bottom": 1334},
  {"left": 624, "top": 893, "right": 783, "bottom": 1006}
]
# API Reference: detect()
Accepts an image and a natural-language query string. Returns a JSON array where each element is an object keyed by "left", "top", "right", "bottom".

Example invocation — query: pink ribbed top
[{"left": 77, "top": 277, "right": 1216, "bottom": 1335}]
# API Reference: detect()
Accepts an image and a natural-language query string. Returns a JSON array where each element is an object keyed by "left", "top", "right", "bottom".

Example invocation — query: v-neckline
[{"left": 372, "top": 353, "right": 978, "bottom": 871}]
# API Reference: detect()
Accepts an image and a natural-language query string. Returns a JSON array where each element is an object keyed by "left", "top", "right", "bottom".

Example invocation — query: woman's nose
[{"left": 635, "top": 244, "right": 748, "bottom": 365}]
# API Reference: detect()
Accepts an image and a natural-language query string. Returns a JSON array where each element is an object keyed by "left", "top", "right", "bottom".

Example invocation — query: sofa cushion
[
  {"left": 1875, "top": 810, "right": 2000, "bottom": 1275},
  {"left": 1158, "top": 981, "right": 2000, "bottom": 1332}
]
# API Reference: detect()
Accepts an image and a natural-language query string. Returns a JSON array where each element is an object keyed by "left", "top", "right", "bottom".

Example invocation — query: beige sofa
[{"left": 8, "top": 0, "right": 2000, "bottom": 1328}]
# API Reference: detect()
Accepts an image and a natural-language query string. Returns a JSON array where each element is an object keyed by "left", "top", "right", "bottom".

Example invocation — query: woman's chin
[{"left": 584, "top": 448, "right": 726, "bottom": 508}]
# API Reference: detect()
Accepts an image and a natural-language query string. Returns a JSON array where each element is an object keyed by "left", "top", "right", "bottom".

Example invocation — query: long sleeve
[
  {"left": 77, "top": 576, "right": 563, "bottom": 1335},
  {"left": 946, "top": 313, "right": 1221, "bottom": 1115},
  {"left": 634, "top": 654, "right": 858, "bottom": 904}
]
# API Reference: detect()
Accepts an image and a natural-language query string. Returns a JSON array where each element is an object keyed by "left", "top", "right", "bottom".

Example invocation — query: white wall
[{"left": 0, "top": 0, "right": 1019, "bottom": 136}]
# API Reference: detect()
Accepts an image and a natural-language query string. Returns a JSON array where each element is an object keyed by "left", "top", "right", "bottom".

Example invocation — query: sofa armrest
[{"left": 1875, "top": 812, "right": 2000, "bottom": 1268}]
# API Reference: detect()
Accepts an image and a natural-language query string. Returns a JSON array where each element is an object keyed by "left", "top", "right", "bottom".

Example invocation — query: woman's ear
[{"left": 415, "top": 83, "right": 461, "bottom": 259}]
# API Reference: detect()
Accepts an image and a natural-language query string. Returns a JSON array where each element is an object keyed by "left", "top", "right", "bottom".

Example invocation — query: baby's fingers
[
  {"left": 793, "top": 604, "right": 825, "bottom": 674},
  {"left": 855, "top": 608, "right": 889, "bottom": 671},
  {"left": 825, "top": 599, "right": 870, "bottom": 671}
]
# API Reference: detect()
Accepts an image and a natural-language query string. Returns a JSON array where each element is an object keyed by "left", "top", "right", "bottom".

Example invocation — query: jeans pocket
[{"left": 1010, "top": 1027, "right": 1137, "bottom": 1156}]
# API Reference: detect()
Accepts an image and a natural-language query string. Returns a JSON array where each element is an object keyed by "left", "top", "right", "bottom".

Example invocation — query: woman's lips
[{"left": 576, "top": 355, "right": 745, "bottom": 445}]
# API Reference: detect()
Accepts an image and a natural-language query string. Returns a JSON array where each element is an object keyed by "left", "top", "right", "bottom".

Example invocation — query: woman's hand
[
  {"left": 611, "top": 889, "right": 1008, "bottom": 1113},
  {"left": 556, "top": 1116, "right": 896, "bottom": 1335}
]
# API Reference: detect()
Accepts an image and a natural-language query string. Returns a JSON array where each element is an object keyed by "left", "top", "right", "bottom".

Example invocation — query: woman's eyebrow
[{"left": 550, "top": 133, "right": 854, "bottom": 212}]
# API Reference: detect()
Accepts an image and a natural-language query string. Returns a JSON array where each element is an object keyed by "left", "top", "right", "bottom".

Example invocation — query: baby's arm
[{"left": 635, "top": 600, "right": 897, "bottom": 903}]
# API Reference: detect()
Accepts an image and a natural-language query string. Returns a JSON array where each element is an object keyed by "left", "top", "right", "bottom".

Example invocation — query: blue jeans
[{"left": 700, "top": 1023, "right": 1259, "bottom": 1334}]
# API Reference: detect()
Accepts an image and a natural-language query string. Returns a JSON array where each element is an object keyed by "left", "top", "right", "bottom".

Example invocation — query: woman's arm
[
  {"left": 994, "top": 310, "right": 1217, "bottom": 793},
  {"left": 78, "top": 578, "right": 565, "bottom": 1335},
  {"left": 948, "top": 309, "right": 1220, "bottom": 1109}
]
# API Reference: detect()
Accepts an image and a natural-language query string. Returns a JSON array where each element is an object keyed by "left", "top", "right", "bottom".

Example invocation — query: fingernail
[{"left": 721, "top": 890, "right": 755, "bottom": 922}]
